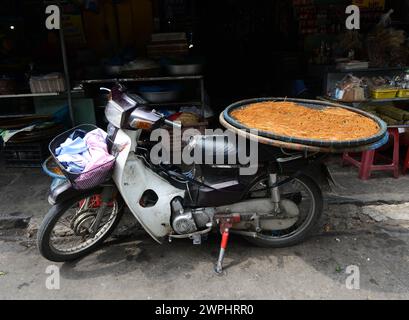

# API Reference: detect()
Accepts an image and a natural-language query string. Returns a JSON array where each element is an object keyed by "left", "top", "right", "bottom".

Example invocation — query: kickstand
[{"left": 214, "top": 215, "right": 240, "bottom": 274}]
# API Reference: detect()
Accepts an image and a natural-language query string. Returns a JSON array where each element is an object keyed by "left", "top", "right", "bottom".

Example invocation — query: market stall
[
  {"left": 0, "top": 0, "right": 408, "bottom": 172},
  {"left": 294, "top": 1, "right": 409, "bottom": 179},
  {"left": 0, "top": 1, "right": 210, "bottom": 167}
]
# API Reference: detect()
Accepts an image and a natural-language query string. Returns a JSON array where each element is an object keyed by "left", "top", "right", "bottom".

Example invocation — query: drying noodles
[{"left": 230, "top": 101, "right": 380, "bottom": 141}]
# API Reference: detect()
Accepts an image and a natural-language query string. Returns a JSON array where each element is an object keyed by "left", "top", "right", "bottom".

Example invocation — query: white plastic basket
[{"left": 29, "top": 73, "right": 66, "bottom": 93}]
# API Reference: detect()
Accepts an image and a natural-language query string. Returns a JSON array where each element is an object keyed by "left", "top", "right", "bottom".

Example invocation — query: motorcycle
[{"left": 37, "top": 85, "right": 331, "bottom": 273}]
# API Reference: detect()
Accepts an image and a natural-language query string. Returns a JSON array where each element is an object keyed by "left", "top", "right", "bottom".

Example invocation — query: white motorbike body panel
[{"left": 113, "top": 129, "right": 185, "bottom": 243}]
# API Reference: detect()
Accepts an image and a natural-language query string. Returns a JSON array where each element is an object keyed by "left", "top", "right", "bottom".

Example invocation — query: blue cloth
[
  {"left": 60, "top": 161, "right": 85, "bottom": 174},
  {"left": 55, "top": 130, "right": 90, "bottom": 173},
  {"left": 55, "top": 128, "right": 113, "bottom": 175},
  {"left": 57, "top": 151, "right": 91, "bottom": 173},
  {"left": 55, "top": 137, "right": 88, "bottom": 156}
]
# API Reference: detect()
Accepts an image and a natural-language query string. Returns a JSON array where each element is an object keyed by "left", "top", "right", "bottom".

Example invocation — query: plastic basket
[
  {"left": 49, "top": 124, "right": 115, "bottom": 190},
  {"left": 29, "top": 73, "right": 66, "bottom": 93},
  {"left": 397, "top": 89, "right": 409, "bottom": 98},
  {"left": 371, "top": 88, "right": 398, "bottom": 99},
  {"left": 3, "top": 140, "right": 50, "bottom": 168}
]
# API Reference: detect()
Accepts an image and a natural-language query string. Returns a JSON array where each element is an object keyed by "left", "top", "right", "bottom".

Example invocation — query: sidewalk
[{"left": 325, "top": 156, "right": 409, "bottom": 205}]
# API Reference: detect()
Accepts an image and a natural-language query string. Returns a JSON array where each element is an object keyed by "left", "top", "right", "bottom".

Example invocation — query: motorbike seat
[
  {"left": 187, "top": 135, "right": 238, "bottom": 164},
  {"left": 186, "top": 135, "right": 299, "bottom": 166}
]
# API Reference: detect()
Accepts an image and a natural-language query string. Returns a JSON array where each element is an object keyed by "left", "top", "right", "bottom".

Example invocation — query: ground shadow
[{"left": 59, "top": 223, "right": 409, "bottom": 296}]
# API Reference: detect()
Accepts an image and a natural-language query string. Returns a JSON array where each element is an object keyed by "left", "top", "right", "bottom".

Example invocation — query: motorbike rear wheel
[
  {"left": 37, "top": 191, "right": 123, "bottom": 262},
  {"left": 244, "top": 174, "right": 322, "bottom": 248}
]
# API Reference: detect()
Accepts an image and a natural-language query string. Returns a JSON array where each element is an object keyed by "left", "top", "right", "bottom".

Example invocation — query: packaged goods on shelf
[{"left": 29, "top": 73, "right": 66, "bottom": 94}]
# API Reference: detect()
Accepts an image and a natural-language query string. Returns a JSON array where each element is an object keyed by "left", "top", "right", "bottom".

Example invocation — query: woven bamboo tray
[{"left": 220, "top": 98, "right": 389, "bottom": 153}]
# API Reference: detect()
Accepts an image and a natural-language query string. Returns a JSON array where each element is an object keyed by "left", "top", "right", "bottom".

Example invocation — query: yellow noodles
[{"left": 231, "top": 102, "right": 380, "bottom": 141}]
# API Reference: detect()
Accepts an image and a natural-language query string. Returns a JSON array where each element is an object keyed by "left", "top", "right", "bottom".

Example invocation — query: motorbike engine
[
  {"left": 170, "top": 198, "right": 214, "bottom": 235},
  {"left": 171, "top": 198, "right": 197, "bottom": 234}
]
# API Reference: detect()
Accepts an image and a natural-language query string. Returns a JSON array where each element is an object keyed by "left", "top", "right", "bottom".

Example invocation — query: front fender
[
  {"left": 113, "top": 129, "right": 185, "bottom": 243},
  {"left": 48, "top": 181, "right": 113, "bottom": 206}
]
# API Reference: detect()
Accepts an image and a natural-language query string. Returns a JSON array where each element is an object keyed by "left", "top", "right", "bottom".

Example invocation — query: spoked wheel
[
  {"left": 37, "top": 191, "right": 123, "bottom": 262},
  {"left": 244, "top": 174, "right": 322, "bottom": 248}
]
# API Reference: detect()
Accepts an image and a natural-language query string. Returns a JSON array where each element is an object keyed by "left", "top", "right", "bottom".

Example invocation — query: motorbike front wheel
[
  {"left": 37, "top": 191, "right": 123, "bottom": 262},
  {"left": 244, "top": 174, "right": 323, "bottom": 248}
]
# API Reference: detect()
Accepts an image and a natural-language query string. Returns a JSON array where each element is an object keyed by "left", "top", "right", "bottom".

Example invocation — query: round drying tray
[
  {"left": 220, "top": 113, "right": 389, "bottom": 154},
  {"left": 222, "top": 98, "right": 388, "bottom": 149}
]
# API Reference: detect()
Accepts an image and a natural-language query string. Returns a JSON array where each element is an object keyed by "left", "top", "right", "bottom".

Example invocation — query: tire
[
  {"left": 245, "top": 174, "right": 322, "bottom": 248},
  {"left": 37, "top": 192, "right": 124, "bottom": 262}
]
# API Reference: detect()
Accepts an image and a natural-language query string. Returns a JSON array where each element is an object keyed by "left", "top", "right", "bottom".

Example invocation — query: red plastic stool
[
  {"left": 403, "top": 146, "right": 409, "bottom": 175},
  {"left": 400, "top": 131, "right": 409, "bottom": 175},
  {"left": 342, "top": 128, "right": 400, "bottom": 180}
]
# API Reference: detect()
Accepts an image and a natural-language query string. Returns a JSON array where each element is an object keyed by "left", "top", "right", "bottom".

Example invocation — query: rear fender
[{"left": 280, "top": 159, "right": 335, "bottom": 189}]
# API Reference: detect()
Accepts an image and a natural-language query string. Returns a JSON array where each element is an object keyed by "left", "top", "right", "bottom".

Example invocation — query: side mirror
[{"left": 100, "top": 87, "right": 112, "bottom": 100}]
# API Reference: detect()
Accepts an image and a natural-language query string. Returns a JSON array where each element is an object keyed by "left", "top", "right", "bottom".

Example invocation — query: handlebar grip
[{"left": 164, "top": 119, "right": 182, "bottom": 130}]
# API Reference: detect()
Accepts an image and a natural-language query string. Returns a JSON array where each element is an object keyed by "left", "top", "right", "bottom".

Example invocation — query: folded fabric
[
  {"left": 55, "top": 128, "right": 114, "bottom": 175},
  {"left": 0, "top": 125, "right": 36, "bottom": 145},
  {"left": 60, "top": 162, "right": 85, "bottom": 174},
  {"left": 57, "top": 152, "right": 92, "bottom": 173},
  {"left": 55, "top": 128, "right": 91, "bottom": 173},
  {"left": 56, "top": 136, "right": 88, "bottom": 156},
  {"left": 82, "top": 128, "right": 115, "bottom": 172}
]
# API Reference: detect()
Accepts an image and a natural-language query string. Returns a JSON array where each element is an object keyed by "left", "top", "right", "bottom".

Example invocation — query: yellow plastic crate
[
  {"left": 371, "top": 88, "right": 398, "bottom": 99},
  {"left": 397, "top": 89, "right": 409, "bottom": 98}
]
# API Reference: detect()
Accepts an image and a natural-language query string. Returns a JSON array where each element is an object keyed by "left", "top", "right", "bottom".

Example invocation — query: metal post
[
  {"left": 57, "top": 0, "right": 75, "bottom": 126},
  {"left": 200, "top": 78, "right": 205, "bottom": 119}
]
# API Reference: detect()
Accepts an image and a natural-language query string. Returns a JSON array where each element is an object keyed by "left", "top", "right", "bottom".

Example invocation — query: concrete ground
[{"left": 1, "top": 156, "right": 409, "bottom": 300}]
